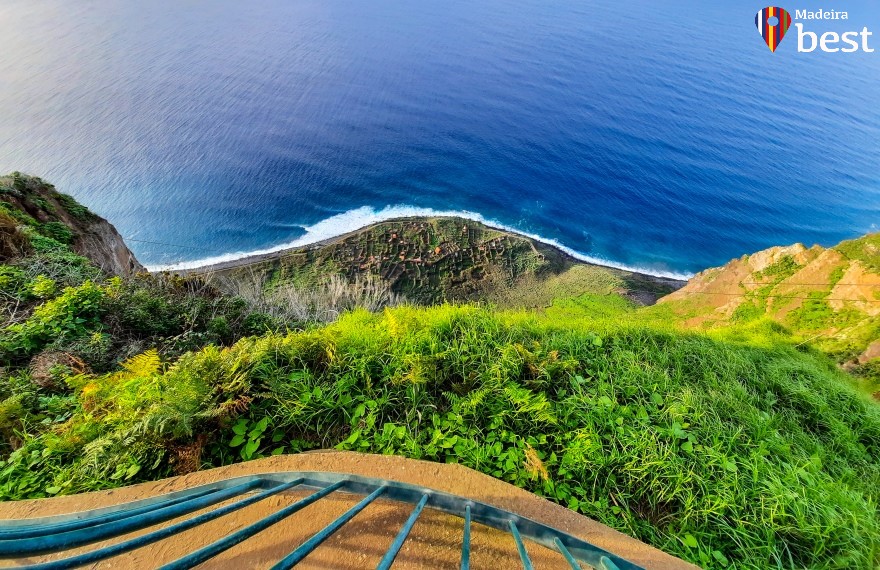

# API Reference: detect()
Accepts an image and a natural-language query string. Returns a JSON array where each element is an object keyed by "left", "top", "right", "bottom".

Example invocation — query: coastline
[
  {"left": 159, "top": 215, "right": 688, "bottom": 290},
  {"left": 147, "top": 208, "right": 692, "bottom": 283}
]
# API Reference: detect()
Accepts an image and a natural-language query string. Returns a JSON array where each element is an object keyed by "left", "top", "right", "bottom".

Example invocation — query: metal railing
[{"left": 0, "top": 472, "right": 644, "bottom": 570}]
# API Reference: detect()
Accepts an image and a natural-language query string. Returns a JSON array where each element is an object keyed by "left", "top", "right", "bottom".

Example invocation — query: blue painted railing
[{"left": 0, "top": 471, "right": 644, "bottom": 570}]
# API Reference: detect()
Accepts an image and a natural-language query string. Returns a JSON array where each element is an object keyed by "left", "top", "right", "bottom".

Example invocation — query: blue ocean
[{"left": 1, "top": 0, "right": 878, "bottom": 277}]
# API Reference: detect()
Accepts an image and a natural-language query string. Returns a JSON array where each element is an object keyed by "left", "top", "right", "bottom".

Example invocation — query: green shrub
[
  {"left": 62, "top": 331, "right": 113, "bottom": 371},
  {"left": 757, "top": 254, "right": 799, "bottom": 280},
  {"left": 0, "top": 265, "right": 26, "bottom": 297},
  {"left": 54, "top": 193, "right": 92, "bottom": 221},
  {"left": 731, "top": 300, "right": 763, "bottom": 322},
  {"left": 829, "top": 264, "right": 847, "bottom": 286},
  {"left": 10, "top": 172, "right": 26, "bottom": 193},
  {"left": 39, "top": 222, "right": 73, "bottom": 244},
  {"left": 0, "top": 202, "right": 37, "bottom": 227},
  {"left": 207, "top": 317, "right": 231, "bottom": 343},
  {"left": 27, "top": 275, "right": 57, "bottom": 299},
  {"left": 12, "top": 233, "right": 100, "bottom": 288},
  {"left": 241, "top": 312, "right": 281, "bottom": 335},
  {"left": 0, "top": 281, "right": 106, "bottom": 360},
  {"left": 24, "top": 231, "right": 70, "bottom": 255},
  {"left": 835, "top": 234, "right": 880, "bottom": 272},
  {"left": 104, "top": 286, "right": 184, "bottom": 337}
]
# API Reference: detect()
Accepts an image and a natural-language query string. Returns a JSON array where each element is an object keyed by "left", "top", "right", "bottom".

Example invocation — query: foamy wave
[{"left": 145, "top": 205, "right": 693, "bottom": 280}]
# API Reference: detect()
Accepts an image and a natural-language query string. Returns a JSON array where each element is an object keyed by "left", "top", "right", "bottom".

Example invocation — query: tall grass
[
  {"left": 1, "top": 305, "right": 877, "bottom": 569},
  {"left": 215, "top": 267, "right": 407, "bottom": 322}
]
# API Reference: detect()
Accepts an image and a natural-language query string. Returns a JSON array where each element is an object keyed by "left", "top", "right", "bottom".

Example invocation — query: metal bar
[
  {"left": 240, "top": 472, "right": 645, "bottom": 570},
  {"left": 26, "top": 479, "right": 304, "bottom": 570},
  {"left": 376, "top": 493, "right": 429, "bottom": 570},
  {"left": 159, "top": 480, "right": 346, "bottom": 570},
  {"left": 508, "top": 520, "right": 534, "bottom": 570},
  {"left": 601, "top": 556, "right": 622, "bottom": 570},
  {"left": 5, "top": 471, "right": 645, "bottom": 570},
  {"left": 460, "top": 504, "right": 471, "bottom": 570},
  {"left": 0, "top": 486, "right": 223, "bottom": 540},
  {"left": 0, "top": 476, "right": 267, "bottom": 530},
  {"left": 554, "top": 536, "right": 581, "bottom": 569},
  {"left": 271, "top": 485, "right": 388, "bottom": 570},
  {"left": 0, "top": 480, "right": 262, "bottom": 556}
]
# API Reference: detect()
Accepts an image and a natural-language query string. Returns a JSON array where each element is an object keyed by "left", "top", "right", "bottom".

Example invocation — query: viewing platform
[{"left": 0, "top": 452, "right": 696, "bottom": 569}]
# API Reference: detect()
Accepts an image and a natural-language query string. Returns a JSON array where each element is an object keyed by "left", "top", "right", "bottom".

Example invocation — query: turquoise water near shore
[{"left": 0, "top": 0, "right": 878, "bottom": 276}]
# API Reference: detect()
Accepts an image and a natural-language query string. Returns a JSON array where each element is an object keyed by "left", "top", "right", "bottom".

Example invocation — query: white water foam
[{"left": 145, "top": 205, "right": 694, "bottom": 280}]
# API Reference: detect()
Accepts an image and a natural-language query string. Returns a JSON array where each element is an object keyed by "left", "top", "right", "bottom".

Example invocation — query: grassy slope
[
  {"left": 0, "top": 175, "right": 288, "bottom": 373},
  {"left": 3, "top": 306, "right": 878, "bottom": 569},
  {"left": 208, "top": 216, "right": 680, "bottom": 307},
  {"left": 655, "top": 238, "right": 880, "bottom": 395},
  {"left": 2, "top": 175, "right": 879, "bottom": 569}
]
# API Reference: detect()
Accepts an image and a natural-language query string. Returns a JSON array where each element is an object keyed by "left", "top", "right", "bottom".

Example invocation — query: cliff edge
[{"left": 0, "top": 173, "right": 142, "bottom": 276}]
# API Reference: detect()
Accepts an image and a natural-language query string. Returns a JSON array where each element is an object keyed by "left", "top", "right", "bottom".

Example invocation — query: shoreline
[
  {"left": 146, "top": 209, "right": 692, "bottom": 282},
  {"left": 158, "top": 215, "right": 688, "bottom": 288}
]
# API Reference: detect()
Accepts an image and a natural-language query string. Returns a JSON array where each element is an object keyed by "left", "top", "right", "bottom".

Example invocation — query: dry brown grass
[
  {"left": 217, "top": 267, "right": 407, "bottom": 322},
  {"left": 0, "top": 211, "right": 30, "bottom": 262}
]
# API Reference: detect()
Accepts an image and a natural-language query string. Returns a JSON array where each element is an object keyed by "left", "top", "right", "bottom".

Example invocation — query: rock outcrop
[
  {"left": 659, "top": 234, "right": 880, "bottom": 364},
  {"left": 0, "top": 173, "right": 142, "bottom": 276}
]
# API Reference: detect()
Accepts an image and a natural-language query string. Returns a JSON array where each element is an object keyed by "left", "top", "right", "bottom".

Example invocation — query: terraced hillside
[
  {"left": 205, "top": 217, "right": 681, "bottom": 307},
  {"left": 656, "top": 235, "right": 880, "bottom": 394}
]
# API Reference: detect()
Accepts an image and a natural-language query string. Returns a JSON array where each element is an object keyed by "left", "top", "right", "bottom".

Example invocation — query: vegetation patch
[
  {"left": 835, "top": 234, "right": 880, "bottom": 272},
  {"left": 662, "top": 239, "right": 880, "bottom": 368},
  {"left": 212, "top": 217, "right": 677, "bottom": 307}
]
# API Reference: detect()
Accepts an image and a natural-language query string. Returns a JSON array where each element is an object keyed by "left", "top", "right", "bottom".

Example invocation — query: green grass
[
  {"left": 835, "top": 234, "right": 880, "bottom": 273},
  {"left": 748, "top": 255, "right": 803, "bottom": 313},
  {"left": 755, "top": 255, "right": 800, "bottom": 281},
  {"left": 487, "top": 264, "right": 626, "bottom": 309},
  {"left": 1, "top": 305, "right": 877, "bottom": 569},
  {"left": 786, "top": 294, "right": 863, "bottom": 332},
  {"left": 829, "top": 265, "right": 847, "bottom": 287}
]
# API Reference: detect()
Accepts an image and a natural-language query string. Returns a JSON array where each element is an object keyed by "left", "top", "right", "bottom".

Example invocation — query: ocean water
[{"left": 1, "top": 0, "right": 878, "bottom": 277}]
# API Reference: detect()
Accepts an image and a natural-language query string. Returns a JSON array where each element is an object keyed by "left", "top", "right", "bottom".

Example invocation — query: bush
[
  {"left": 98, "top": 275, "right": 284, "bottom": 361},
  {"left": 14, "top": 230, "right": 101, "bottom": 288},
  {"left": 53, "top": 193, "right": 93, "bottom": 222},
  {"left": 241, "top": 312, "right": 280, "bottom": 335},
  {"left": 0, "top": 265, "right": 27, "bottom": 298},
  {"left": 39, "top": 222, "right": 74, "bottom": 244},
  {"left": 28, "top": 275, "right": 57, "bottom": 299},
  {"left": 0, "top": 281, "right": 106, "bottom": 360}
]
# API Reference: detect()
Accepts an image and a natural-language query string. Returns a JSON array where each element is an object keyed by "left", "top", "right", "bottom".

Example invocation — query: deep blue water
[{"left": 1, "top": 0, "right": 879, "bottom": 276}]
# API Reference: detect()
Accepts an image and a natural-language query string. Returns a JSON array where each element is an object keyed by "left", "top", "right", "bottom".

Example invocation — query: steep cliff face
[
  {"left": 69, "top": 214, "right": 143, "bottom": 277},
  {"left": 0, "top": 173, "right": 142, "bottom": 276},
  {"left": 659, "top": 234, "right": 880, "bottom": 365}
]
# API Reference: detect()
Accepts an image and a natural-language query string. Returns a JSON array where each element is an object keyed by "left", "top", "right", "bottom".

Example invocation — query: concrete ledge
[{"left": 0, "top": 451, "right": 697, "bottom": 569}]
